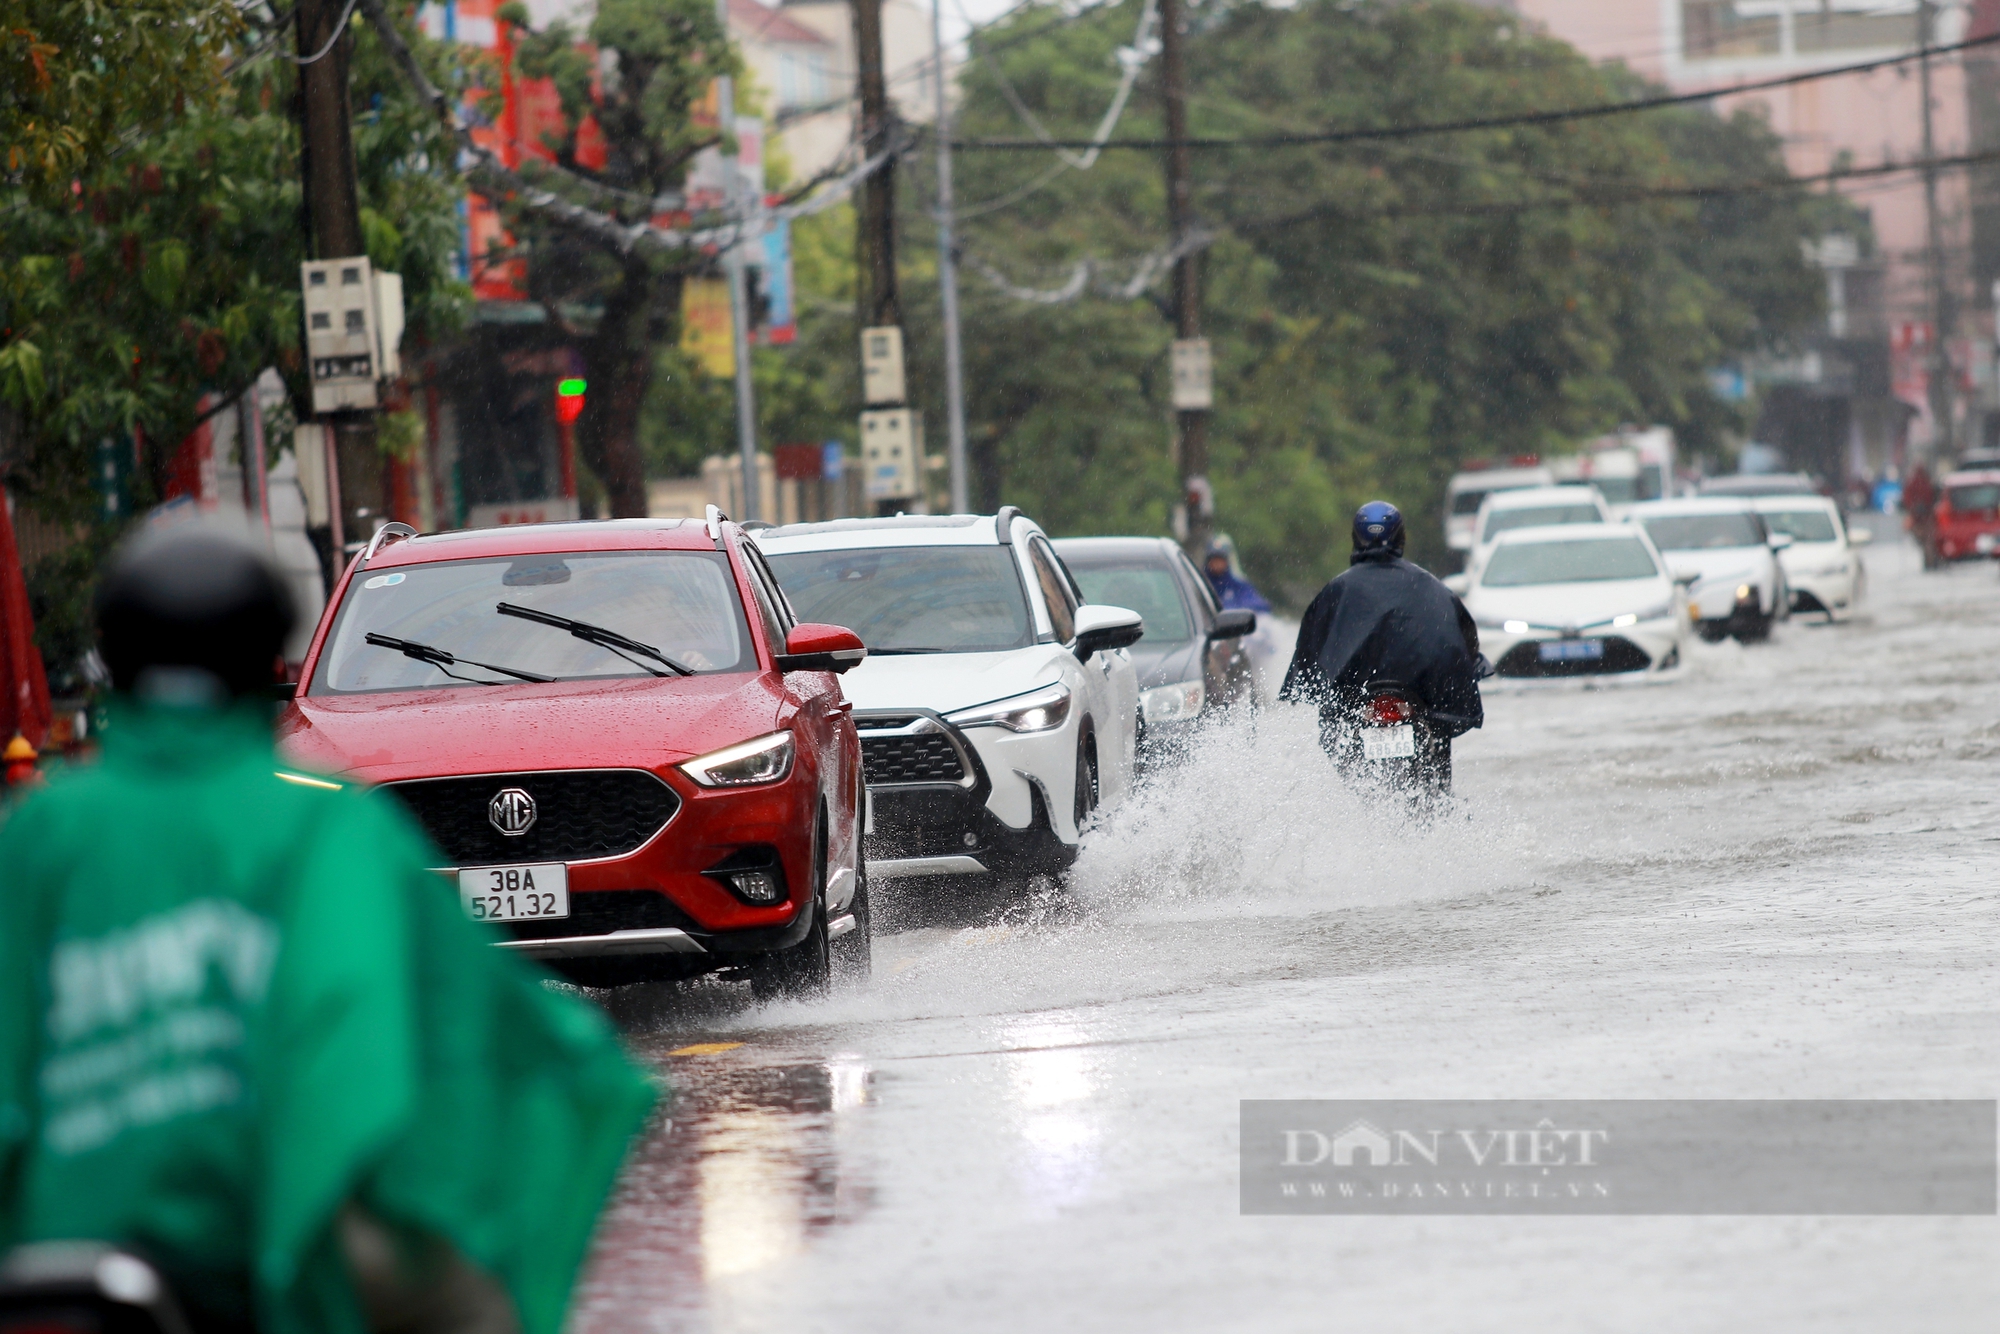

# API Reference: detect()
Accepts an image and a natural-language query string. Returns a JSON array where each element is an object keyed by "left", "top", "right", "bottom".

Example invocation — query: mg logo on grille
[{"left": 488, "top": 787, "right": 537, "bottom": 836}]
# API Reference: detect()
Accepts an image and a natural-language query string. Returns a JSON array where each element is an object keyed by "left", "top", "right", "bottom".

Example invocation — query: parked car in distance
[
  {"left": 277, "top": 514, "right": 869, "bottom": 998},
  {"left": 1461, "top": 524, "right": 1689, "bottom": 679},
  {"left": 1443, "top": 460, "right": 1557, "bottom": 560},
  {"left": 1752, "top": 495, "right": 1870, "bottom": 620},
  {"left": 1468, "top": 486, "right": 1612, "bottom": 560},
  {"left": 1933, "top": 469, "right": 2000, "bottom": 563},
  {"left": 1627, "top": 498, "right": 1791, "bottom": 643},
  {"left": 1697, "top": 473, "right": 1822, "bottom": 499},
  {"left": 1052, "top": 535, "right": 1257, "bottom": 764},
  {"left": 757, "top": 509, "right": 1141, "bottom": 890}
]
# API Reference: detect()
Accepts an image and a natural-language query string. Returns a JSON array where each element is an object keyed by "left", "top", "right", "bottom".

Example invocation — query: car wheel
[
  {"left": 831, "top": 826, "right": 872, "bottom": 985},
  {"left": 1733, "top": 607, "right": 1773, "bottom": 644},
  {"left": 750, "top": 816, "right": 832, "bottom": 1002},
  {"left": 1073, "top": 728, "right": 1099, "bottom": 832}
]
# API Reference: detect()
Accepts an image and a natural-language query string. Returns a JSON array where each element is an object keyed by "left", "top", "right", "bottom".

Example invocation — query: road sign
[{"left": 1171, "top": 338, "right": 1213, "bottom": 410}]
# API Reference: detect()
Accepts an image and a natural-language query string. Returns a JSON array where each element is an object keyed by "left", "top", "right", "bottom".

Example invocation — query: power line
[
  {"left": 961, "top": 146, "right": 2000, "bottom": 306},
  {"left": 950, "top": 26, "right": 2000, "bottom": 152},
  {"left": 1235, "top": 145, "right": 2000, "bottom": 228}
]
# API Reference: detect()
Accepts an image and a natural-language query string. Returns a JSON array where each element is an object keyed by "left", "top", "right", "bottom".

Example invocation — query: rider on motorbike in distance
[{"left": 1278, "top": 502, "right": 1487, "bottom": 792}]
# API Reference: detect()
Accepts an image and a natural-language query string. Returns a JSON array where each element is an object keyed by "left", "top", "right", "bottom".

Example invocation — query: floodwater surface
[{"left": 571, "top": 537, "right": 1998, "bottom": 1334}]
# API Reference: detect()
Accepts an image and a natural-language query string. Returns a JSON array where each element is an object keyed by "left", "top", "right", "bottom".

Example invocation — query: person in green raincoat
[{"left": 0, "top": 523, "right": 656, "bottom": 1334}]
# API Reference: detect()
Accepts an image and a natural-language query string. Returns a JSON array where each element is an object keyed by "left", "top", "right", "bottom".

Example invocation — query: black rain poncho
[{"left": 1279, "top": 552, "right": 1485, "bottom": 737}]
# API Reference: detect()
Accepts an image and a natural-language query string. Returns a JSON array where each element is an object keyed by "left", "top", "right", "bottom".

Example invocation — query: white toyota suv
[{"left": 756, "top": 509, "right": 1141, "bottom": 887}]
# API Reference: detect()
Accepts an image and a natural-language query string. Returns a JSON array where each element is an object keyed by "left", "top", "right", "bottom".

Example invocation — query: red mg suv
[{"left": 277, "top": 513, "right": 868, "bottom": 996}]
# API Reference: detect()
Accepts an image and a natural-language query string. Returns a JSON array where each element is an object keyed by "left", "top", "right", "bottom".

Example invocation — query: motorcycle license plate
[
  {"left": 458, "top": 863, "right": 569, "bottom": 922},
  {"left": 1538, "top": 639, "right": 1605, "bottom": 663},
  {"left": 1363, "top": 724, "right": 1416, "bottom": 760}
]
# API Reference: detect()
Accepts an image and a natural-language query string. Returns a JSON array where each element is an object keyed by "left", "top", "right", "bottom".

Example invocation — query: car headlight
[
  {"left": 1503, "top": 619, "right": 1530, "bottom": 634},
  {"left": 680, "top": 731, "right": 795, "bottom": 787},
  {"left": 1612, "top": 601, "right": 1673, "bottom": 628},
  {"left": 1140, "top": 679, "right": 1205, "bottom": 726},
  {"left": 945, "top": 682, "right": 1072, "bottom": 733}
]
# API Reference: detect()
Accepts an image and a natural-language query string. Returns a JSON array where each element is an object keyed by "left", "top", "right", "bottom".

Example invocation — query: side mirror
[
  {"left": 1848, "top": 526, "right": 1873, "bottom": 546},
  {"left": 1768, "top": 533, "right": 1795, "bottom": 551},
  {"left": 1442, "top": 573, "right": 1470, "bottom": 596},
  {"left": 1072, "top": 604, "right": 1144, "bottom": 663},
  {"left": 1208, "top": 608, "right": 1256, "bottom": 640},
  {"left": 1670, "top": 568, "right": 1701, "bottom": 588},
  {"left": 266, "top": 680, "right": 298, "bottom": 701},
  {"left": 777, "top": 623, "right": 867, "bottom": 674}
]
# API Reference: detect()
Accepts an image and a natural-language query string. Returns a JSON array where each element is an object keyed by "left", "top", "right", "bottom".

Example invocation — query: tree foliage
[
  {"left": 806, "top": 0, "right": 1861, "bottom": 600},
  {"left": 497, "top": 0, "right": 735, "bottom": 516}
]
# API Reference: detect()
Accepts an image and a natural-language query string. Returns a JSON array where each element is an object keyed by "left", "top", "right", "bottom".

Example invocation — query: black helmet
[
  {"left": 1352, "top": 501, "right": 1405, "bottom": 557},
  {"left": 96, "top": 522, "right": 295, "bottom": 699}
]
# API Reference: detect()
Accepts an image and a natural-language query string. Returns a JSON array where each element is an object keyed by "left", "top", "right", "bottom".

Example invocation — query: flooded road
[{"left": 571, "top": 537, "right": 1997, "bottom": 1333}]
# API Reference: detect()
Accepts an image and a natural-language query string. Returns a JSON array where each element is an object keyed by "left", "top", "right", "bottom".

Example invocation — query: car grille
[
  {"left": 1496, "top": 637, "right": 1652, "bottom": 678},
  {"left": 858, "top": 718, "right": 972, "bottom": 786},
  {"left": 383, "top": 769, "right": 679, "bottom": 866}
]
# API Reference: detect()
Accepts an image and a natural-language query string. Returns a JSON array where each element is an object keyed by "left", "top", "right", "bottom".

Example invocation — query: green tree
[
  {"left": 497, "top": 0, "right": 735, "bottom": 516},
  {"left": 0, "top": 4, "right": 471, "bottom": 671},
  {"left": 908, "top": 0, "right": 1853, "bottom": 595}
]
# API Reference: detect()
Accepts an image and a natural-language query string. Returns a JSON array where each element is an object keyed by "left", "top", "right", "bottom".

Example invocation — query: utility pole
[
  {"left": 854, "top": 0, "right": 901, "bottom": 328},
  {"left": 1919, "top": 0, "right": 1956, "bottom": 463},
  {"left": 716, "top": 0, "right": 761, "bottom": 520},
  {"left": 1158, "top": 0, "right": 1209, "bottom": 559},
  {"left": 295, "top": 0, "right": 382, "bottom": 551},
  {"left": 932, "top": 0, "right": 969, "bottom": 513}
]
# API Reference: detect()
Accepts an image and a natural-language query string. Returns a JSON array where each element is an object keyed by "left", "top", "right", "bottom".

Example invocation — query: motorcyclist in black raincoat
[{"left": 1279, "top": 502, "right": 1485, "bottom": 790}]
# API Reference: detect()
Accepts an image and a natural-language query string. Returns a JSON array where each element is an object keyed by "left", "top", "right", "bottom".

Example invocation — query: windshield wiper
[
  {"left": 364, "top": 633, "right": 556, "bottom": 684},
  {"left": 495, "top": 602, "right": 695, "bottom": 677}
]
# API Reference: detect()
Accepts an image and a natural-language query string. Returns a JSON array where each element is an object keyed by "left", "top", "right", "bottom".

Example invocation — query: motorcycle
[
  {"left": 1320, "top": 679, "right": 1452, "bottom": 808},
  {"left": 0, "top": 1243, "right": 189, "bottom": 1334}
]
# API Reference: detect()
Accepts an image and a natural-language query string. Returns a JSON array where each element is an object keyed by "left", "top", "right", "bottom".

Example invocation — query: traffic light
[{"left": 555, "top": 377, "right": 586, "bottom": 424}]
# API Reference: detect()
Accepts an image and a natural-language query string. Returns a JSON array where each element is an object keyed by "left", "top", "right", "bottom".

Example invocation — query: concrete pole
[
  {"left": 932, "top": 0, "right": 969, "bottom": 513},
  {"left": 717, "top": 0, "right": 761, "bottom": 520}
]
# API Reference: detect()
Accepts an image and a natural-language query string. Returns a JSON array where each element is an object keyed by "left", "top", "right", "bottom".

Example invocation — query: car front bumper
[
  {"left": 857, "top": 708, "right": 1078, "bottom": 880},
  {"left": 1483, "top": 621, "right": 1682, "bottom": 677}
]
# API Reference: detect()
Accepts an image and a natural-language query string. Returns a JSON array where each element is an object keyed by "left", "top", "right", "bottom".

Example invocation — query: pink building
[{"left": 1507, "top": 0, "right": 2000, "bottom": 475}]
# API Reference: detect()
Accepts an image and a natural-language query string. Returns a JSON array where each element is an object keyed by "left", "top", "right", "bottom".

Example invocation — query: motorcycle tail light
[{"left": 1369, "top": 695, "right": 1412, "bottom": 725}]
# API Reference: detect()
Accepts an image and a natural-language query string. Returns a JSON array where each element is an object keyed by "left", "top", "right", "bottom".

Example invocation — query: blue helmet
[{"left": 1352, "top": 501, "right": 1405, "bottom": 556}]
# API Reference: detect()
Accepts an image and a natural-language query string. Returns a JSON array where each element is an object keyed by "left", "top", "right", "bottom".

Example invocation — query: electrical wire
[
  {"left": 950, "top": 26, "right": 2000, "bottom": 151},
  {"left": 288, "top": 0, "right": 361, "bottom": 65}
]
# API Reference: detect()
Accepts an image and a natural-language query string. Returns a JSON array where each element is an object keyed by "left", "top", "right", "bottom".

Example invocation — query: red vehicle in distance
[
  {"left": 277, "top": 512, "right": 868, "bottom": 997},
  {"left": 1933, "top": 469, "right": 2000, "bottom": 563}
]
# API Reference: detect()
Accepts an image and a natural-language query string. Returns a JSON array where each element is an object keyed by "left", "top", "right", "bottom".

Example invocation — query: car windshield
[
  {"left": 311, "top": 550, "right": 754, "bottom": 694},
  {"left": 1449, "top": 488, "right": 1491, "bottom": 516},
  {"left": 1591, "top": 476, "right": 1639, "bottom": 505},
  {"left": 765, "top": 546, "right": 1034, "bottom": 653},
  {"left": 1065, "top": 561, "right": 1192, "bottom": 643},
  {"left": 1482, "top": 538, "right": 1660, "bottom": 587},
  {"left": 1947, "top": 483, "right": 2000, "bottom": 512},
  {"left": 1760, "top": 509, "right": 1839, "bottom": 542},
  {"left": 1481, "top": 503, "right": 1601, "bottom": 542},
  {"left": 1639, "top": 513, "right": 1765, "bottom": 550}
]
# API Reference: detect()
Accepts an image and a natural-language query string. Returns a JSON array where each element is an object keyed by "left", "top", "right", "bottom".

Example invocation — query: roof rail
[
  {"left": 359, "top": 521, "right": 418, "bottom": 567},
  {"left": 994, "top": 505, "right": 1021, "bottom": 545},
  {"left": 740, "top": 519, "right": 775, "bottom": 532}
]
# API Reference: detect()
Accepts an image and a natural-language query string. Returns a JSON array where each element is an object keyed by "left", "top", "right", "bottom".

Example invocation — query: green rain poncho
[{"left": 0, "top": 699, "right": 655, "bottom": 1334}]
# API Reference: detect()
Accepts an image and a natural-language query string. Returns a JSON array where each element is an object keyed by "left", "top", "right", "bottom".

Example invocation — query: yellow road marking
[{"left": 668, "top": 1042, "right": 745, "bottom": 1057}]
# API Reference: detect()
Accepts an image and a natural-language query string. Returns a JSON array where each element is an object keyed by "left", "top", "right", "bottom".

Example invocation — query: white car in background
[
  {"left": 1626, "top": 498, "right": 1791, "bottom": 643},
  {"left": 756, "top": 508, "right": 1141, "bottom": 888},
  {"left": 1462, "top": 524, "right": 1690, "bottom": 679},
  {"left": 1468, "top": 485, "right": 1612, "bottom": 559},
  {"left": 1753, "top": 495, "right": 1870, "bottom": 622},
  {"left": 1443, "top": 461, "right": 1557, "bottom": 559}
]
